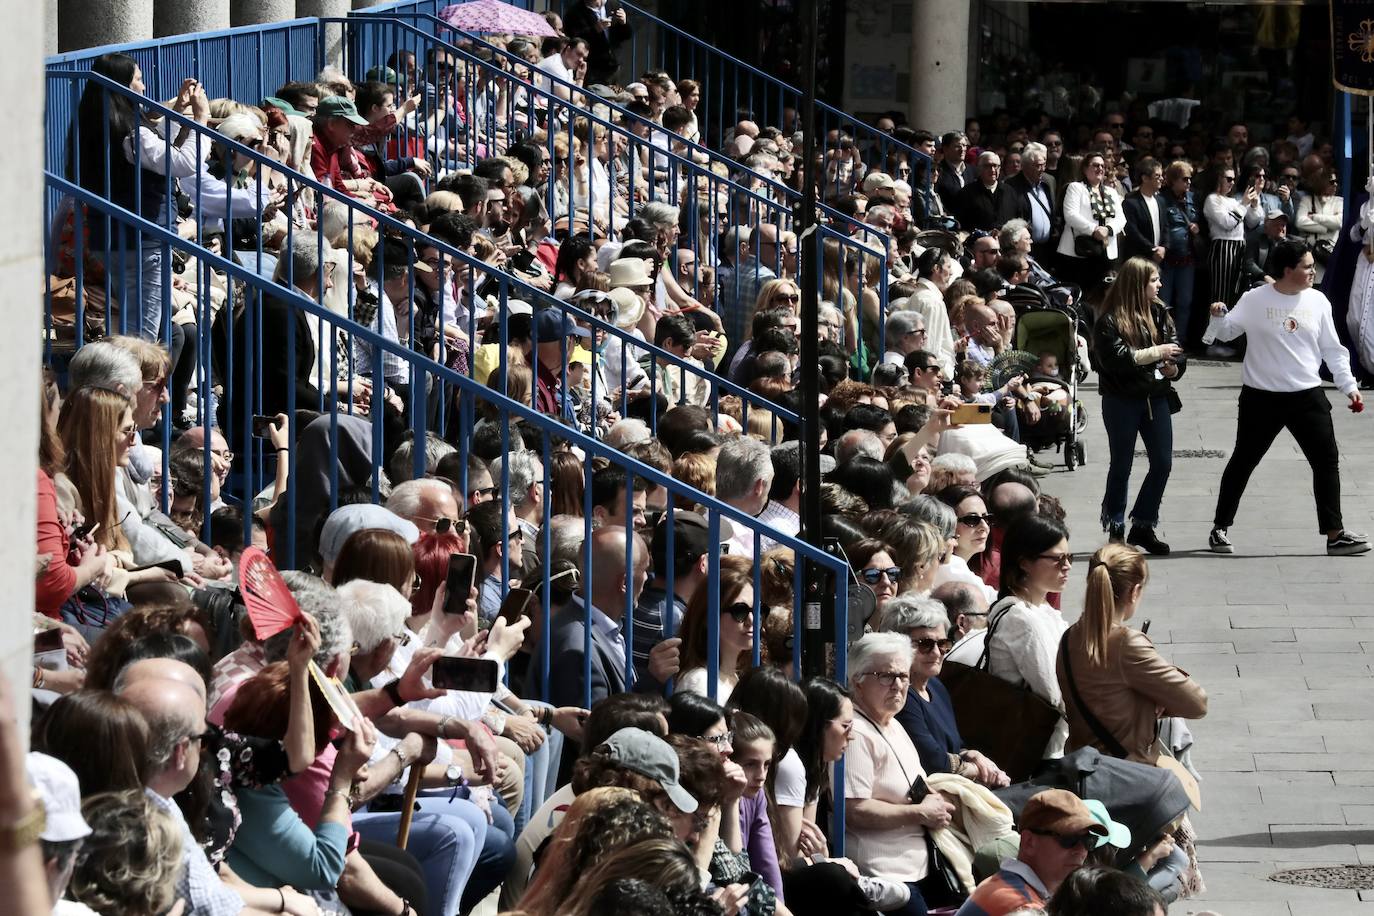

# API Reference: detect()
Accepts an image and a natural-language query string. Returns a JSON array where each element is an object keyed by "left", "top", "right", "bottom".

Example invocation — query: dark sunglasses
[
  {"left": 860, "top": 566, "right": 901, "bottom": 585},
  {"left": 957, "top": 513, "right": 993, "bottom": 527},
  {"left": 722, "top": 601, "right": 753, "bottom": 624},
  {"left": 468, "top": 486, "right": 496, "bottom": 501},
  {"left": 913, "top": 637, "right": 954, "bottom": 655},
  {"left": 1031, "top": 829, "right": 1099, "bottom": 851}
]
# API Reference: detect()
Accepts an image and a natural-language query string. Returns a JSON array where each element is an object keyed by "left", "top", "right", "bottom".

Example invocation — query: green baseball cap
[
  {"left": 317, "top": 95, "right": 367, "bottom": 125},
  {"left": 261, "top": 96, "right": 303, "bottom": 117},
  {"left": 1083, "top": 798, "right": 1132, "bottom": 850},
  {"left": 365, "top": 66, "right": 402, "bottom": 85}
]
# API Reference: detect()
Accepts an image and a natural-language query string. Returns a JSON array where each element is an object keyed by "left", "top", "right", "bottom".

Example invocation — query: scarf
[{"left": 1089, "top": 184, "right": 1116, "bottom": 224}]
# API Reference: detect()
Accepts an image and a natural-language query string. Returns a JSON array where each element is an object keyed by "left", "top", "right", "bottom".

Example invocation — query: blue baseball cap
[{"left": 534, "top": 308, "right": 591, "bottom": 341}]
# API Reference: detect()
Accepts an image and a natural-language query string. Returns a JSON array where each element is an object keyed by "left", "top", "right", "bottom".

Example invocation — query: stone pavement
[{"left": 1042, "top": 360, "right": 1374, "bottom": 915}]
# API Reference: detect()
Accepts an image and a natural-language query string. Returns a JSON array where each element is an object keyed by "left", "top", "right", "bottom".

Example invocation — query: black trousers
[
  {"left": 1213, "top": 385, "right": 1343, "bottom": 534},
  {"left": 353, "top": 839, "right": 430, "bottom": 916}
]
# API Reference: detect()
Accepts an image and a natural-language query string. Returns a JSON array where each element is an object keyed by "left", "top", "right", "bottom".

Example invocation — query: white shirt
[
  {"left": 931, "top": 554, "right": 997, "bottom": 603},
  {"left": 756, "top": 500, "right": 800, "bottom": 553},
  {"left": 1204, "top": 193, "right": 1261, "bottom": 242},
  {"left": 677, "top": 666, "right": 735, "bottom": 703},
  {"left": 536, "top": 53, "right": 574, "bottom": 96},
  {"left": 1026, "top": 181, "right": 1053, "bottom": 242},
  {"left": 1143, "top": 193, "right": 1161, "bottom": 246},
  {"left": 986, "top": 596, "right": 1068, "bottom": 757},
  {"left": 1209, "top": 284, "right": 1357, "bottom": 395},
  {"left": 774, "top": 747, "right": 807, "bottom": 807}
]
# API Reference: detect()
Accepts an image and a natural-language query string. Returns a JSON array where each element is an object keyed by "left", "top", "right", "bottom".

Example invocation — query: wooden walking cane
[{"left": 396, "top": 765, "right": 424, "bottom": 849}]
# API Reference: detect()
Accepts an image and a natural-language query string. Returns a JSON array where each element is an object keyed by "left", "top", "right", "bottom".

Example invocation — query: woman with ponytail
[{"left": 1055, "top": 544, "right": 1207, "bottom": 764}]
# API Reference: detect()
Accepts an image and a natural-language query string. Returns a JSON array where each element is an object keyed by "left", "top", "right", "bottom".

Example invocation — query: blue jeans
[
  {"left": 518, "top": 702, "right": 566, "bottom": 834},
  {"left": 96, "top": 245, "right": 168, "bottom": 341},
  {"left": 1100, "top": 393, "right": 1174, "bottom": 529},
  {"left": 353, "top": 798, "right": 484, "bottom": 916},
  {"left": 1160, "top": 263, "right": 1195, "bottom": 347},
  {"left": 417, "top": 788, "right": 517, "bottom": 912}
]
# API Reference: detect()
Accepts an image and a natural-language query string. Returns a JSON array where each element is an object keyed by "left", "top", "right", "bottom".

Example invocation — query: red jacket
[{"left": 36, "top": 470, "right": 76, "bottom": 618}]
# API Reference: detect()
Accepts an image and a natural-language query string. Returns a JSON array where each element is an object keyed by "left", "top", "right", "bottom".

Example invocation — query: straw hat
[
  {"left": 608, "top": 257, "right": 654, "bottom": 289},
  {"left": 608, "top": 286, "right": 645, "bottom": 329}
]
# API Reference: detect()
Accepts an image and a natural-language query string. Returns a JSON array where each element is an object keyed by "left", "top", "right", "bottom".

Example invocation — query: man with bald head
[
  {"left": 540, "top": 526, "right": 651, "bottom": 709},
  {"left": 118, "top": 659, "right": 255, "bottom": 915},
  {"left": 980, "top": 480, "right": 1040, "bottom": 593}
]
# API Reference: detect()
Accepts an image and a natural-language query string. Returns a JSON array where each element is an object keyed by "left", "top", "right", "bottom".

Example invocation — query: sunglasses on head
[
  {"left": 722, "top": 601, "right": 753, "bottom": 624},
  {"left": 860, "top": 566, "right": 901, "bottom": 585}
]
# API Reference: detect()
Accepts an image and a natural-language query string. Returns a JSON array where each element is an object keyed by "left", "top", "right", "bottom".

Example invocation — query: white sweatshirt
[{"left": 1210, "top": 283, "right": 1357, "bottom": 395}]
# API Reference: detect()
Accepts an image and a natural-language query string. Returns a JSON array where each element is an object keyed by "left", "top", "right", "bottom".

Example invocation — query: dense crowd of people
[{"left": 35, "top": 2, "right": 1374, "bottom": 914}]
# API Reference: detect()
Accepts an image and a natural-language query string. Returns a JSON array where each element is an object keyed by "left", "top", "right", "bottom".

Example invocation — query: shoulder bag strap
[
  {"left": 974, "top": 596, "right": 1020, "bottom": 670},
  {"left": 1058, "top": 629, "right": 1130, "bottom": 758}
]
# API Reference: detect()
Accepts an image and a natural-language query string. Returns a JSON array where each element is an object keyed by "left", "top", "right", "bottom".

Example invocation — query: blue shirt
[
  {"left": 894, "top": 678, "right": 964, "bottom": 777},
  {"left": 147, "top": 788, "right": 245, "bottom": 916}
]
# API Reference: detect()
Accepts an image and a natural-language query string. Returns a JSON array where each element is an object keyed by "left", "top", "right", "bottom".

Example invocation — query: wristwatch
[
  {"left": 444, "top": 764, "right": 463, "bottom": 787},
  {"left": 0, "top": 795, "right": 46, "bottom": 853},
  {"left": 382, "top": 678, "right": 406, "bottom": 708}
]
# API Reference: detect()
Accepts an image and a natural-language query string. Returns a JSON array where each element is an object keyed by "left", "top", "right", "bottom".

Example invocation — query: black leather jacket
[{"left": 1091, "top": 299, "right": 1186, "bottom": 400}]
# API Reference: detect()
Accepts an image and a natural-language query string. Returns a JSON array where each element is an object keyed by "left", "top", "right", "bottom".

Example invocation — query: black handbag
[
  {"left": 938, "top": 598, "right": 1063, "bottom": 782},
  {"left": 1074, "top": 230, "right": 1107, "bottom": 259},
  {"left": 1165, "top": 387, "right": 1182, "bottom": 415}
]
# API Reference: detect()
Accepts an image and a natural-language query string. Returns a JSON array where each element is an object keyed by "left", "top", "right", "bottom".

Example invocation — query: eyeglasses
[
  {"left": 468, "top": 486, "right": 496, "bottom": 501},
  {"left": 861, "top": 671, "right": 910, "bottom": 687},
  {"left": 908, "top": 328, "right": 928, "bottom": 337},
  {"left": 957, "top": 513, "right": 993, "bottom": 527},
  {"left": 186, "top": 728, "right": 215, "bottom": 747},
  {"left": 859, "top": 566, "right": 901, "bottom": 585},
  {"left": 722, "top": 601, "right": 753, "bottom": 624},
  {"left": 411, "top": 572, "right": 423, "bottom": 592},
  {"left": 1030, "top": 829, "right": 1099, "bottom": 851},
  {"left": 702, "top": 731, "right": 734, "bottom": 747},
  {"left": 1037, "top": 552, "right": 1074, "bottom": 568},
  {"left": 118, "top": 424, "right": 138, "bottom": 441},
  {"left": 913, "top": 637, "right": 955, "bottom": 655}
]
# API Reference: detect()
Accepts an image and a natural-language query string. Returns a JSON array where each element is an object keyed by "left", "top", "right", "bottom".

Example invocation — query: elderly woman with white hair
[
  {"left": 844, "top": 633, "right": 959, "bottom": 915},
  {"left": 881, "top": 596, "right": 1009, "bottom": 788}
]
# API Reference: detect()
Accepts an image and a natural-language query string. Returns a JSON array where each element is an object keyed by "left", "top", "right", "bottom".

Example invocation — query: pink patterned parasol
[{"left": 437, "top": 0, "right": 559, "bottom": 37}]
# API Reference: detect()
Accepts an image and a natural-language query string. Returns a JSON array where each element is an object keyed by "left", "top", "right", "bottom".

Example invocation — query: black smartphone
[
  {"left": 69, "top": 520, "right": 98, "bottom": 543},
  {"left": 431, "top": 656, "right": 499, "bottom": 692},
  {"left": 34, "top": 628, "right": 63, "bottom": 654},
  {"left": 1141, "top": 619, "right": 1152, "bottom": 635},
  {"left": 252, "top": 414, "right": 276, "bottom": 438},
  {"left": 444, "top": 553, "right": 478, "bottom": 614},
  {"left": 908, "top": 775, "right": 931, "bottom": 804},
  {"left": 498, "top": 586, "right": 533, "bottom": 623}
]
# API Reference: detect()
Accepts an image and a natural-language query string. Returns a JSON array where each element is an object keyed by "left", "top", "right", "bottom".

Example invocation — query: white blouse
[
  {"left": 1204, "top": 193, "right": 1261, "bottom": 242},
  {"left": 986, "top": 596, "right": 1069, "bottom": 757}
]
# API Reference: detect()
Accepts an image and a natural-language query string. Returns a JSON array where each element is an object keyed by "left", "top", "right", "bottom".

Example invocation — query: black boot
[
  {"left": 1107, "top": 523, "right": 1125, "bottom": 544},
  {"left": 1128, "top": 525, "right": 1171, "bottom": 556}
]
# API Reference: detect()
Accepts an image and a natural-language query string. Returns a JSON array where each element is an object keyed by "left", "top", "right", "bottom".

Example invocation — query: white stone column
[
  {"left": 296, "top": 0, "right": 350, "bottom": 68},
  {"left": 44, "top": 0, "right": 59, "bottom": 57},
  {"left": 1, "top": 0, "right": 44, "bottom": 741},
  {"left": 909, "top": 0, "right": 970, "bottom": 135},
  {"left": 155, "top": 0, "right": 231, "bottom": 37},
  {"left": 230, "top": 0, "right": 297, "bottom": 27},
  {"left": 59, "top": 0, "right": 153, "bottom": 52}
]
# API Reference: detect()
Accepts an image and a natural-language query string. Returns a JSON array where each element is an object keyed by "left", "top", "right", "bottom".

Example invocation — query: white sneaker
[{"left": 855, "top": 875, "right": 911, "bottom": 911}]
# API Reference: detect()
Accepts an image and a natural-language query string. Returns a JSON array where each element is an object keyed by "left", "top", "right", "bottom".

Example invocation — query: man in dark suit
[
  {"left": 953, "top": 150, "right": 1011, "bottom": 232},
  {"left": 541, "top": 525, "right": 651, "bottom": 710},
  {"left": 1242, "top": 209, "right": 1289, "bottom": 286},
  {"left": 1120, "top": 156, "right": 1167, "bottom": 264},
  {"left": 934, "top": 130, "right": 969, "bottom": 215},
  {"left": 562, "top": 0, "right": 632, "bottom": 86},
  {"left": 1001, "top": 141, "right": 1060, "bottom": 263}
]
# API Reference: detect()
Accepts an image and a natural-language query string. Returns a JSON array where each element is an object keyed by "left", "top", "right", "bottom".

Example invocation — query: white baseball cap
[{"left": 26, "top": 752, "right": 92, "bottom": 843}]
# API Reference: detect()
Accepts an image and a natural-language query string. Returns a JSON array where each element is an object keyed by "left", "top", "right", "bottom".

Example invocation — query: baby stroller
[{"left": 996, "top": 306, "right": 1089, "bottom": 469}]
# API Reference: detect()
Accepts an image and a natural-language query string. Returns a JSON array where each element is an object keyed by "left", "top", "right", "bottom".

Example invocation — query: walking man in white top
[{"left": 1206, "top": 238, "right": 1369, "bottom": 556}]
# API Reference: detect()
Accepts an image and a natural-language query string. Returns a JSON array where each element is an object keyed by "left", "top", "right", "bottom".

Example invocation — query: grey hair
[
  {"left": 716, "top": 436, "right": 773, "bottom": 502},
  {"left": 977, "top": 150, "right": 1001, "bottom": 166},
  {"left": 604, "top": 418, "right": 651, "bottom": 450},
  {"left": 998, "top": 219, "right": 1031, "bottom": 253},
  {"left": 880, "top": 595, "right": 950, "bottom": 635},
  {"left": 931, "top": 453, "right": 977, "bottom": 476},
  {"left": 847, "top": 632, "right": 914, "bottom": 687},
  {"left": 265, "top": 571, "right": 353, "bottom": 666},
  {"left": 867, "top": 204, "right": 897, "bottom": 223},
  {"left": 542, "top": 514, "right": 587, "bottom": 566},
  {"left": 336, "top": 580, "right": 410, "bottom": 655},
  {"left": 389, "top": 433, "right": 457, "bottom": 485},
  {"left": 885, "top": 310, "right": 924, "bottom": 339},
  {"left": 385, "top": 478, "right": 452, "bottom": 521},
  {"left": 490, "top": 450, "right": 544, "bottom": 510},
  {"left": 67, "top": 342, "right": 142, "bottom": 397},
  {"left": 216, "top": 113, "right": 262, "bottom": 146},
  {"left": 819, "top": 302, "right": 843, "bottom": 325},
  {"left": 275, "top": 231, "right": 327, "bottom": 288},
  {"left": 640, "top": 201, "right": 680, "bottom": 232},
  {"left": 899, "top": 494, "right": 957, "bottom": 541},
  {"left": 1022, "top": 142, "right": 1047, "bottom": 163},
  {"left": 142, "top": 703, "right": 199, "bottom": 771},
  {"left": 319, "top": 198, "right": 352, "bottom": 245},
  {"left": 834, "top": 429, "right": 883, "bottom": 466}
]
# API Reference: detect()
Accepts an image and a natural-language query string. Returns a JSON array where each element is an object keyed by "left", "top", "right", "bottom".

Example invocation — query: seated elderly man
[
  {"left": 882, "top": 310, "right": 929, "bottom": 369},
  {"left": 880, "top": 595, "right": 1009, "bottom": 787},
  {"left": 845, "top": 632, "right": 958, "bottom": 915}
]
